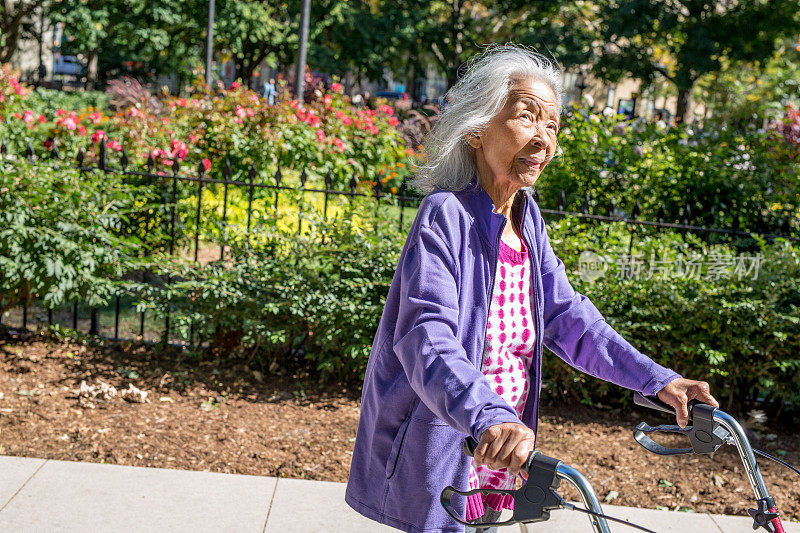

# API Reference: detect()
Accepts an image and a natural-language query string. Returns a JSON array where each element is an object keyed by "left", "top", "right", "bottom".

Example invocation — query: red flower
[
  {"left": 78, "top": 125, "right": 86, "bottom": 136},
  {"left": 202, "top": 158, "right": 211, "bottom": 172},
  {"left": 230, "top": 81, "right": 241, "bottom": 90},
  {"left": 331, "top": 82, "right": 343, "bottom": 93}
]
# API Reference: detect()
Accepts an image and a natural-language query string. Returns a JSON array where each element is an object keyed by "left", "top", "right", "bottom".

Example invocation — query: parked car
[
  {"left": 53, "top": 55, "right": 84, "bottom": 77},
  {"left": 375, "top": 90, "right": 409, "bottom": 101}
]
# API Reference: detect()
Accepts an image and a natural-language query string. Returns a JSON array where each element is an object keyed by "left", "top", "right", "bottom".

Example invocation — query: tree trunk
[
  {"left": 85, "top": 50, "right": 99, "bottom": 90},
  {"left": 676, "top": 88, "right": 691, "bottom": 123}
]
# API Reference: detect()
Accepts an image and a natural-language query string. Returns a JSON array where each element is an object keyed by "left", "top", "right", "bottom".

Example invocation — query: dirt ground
[{"left": 1, "top": 327, "right": 798, "bottom": 523}]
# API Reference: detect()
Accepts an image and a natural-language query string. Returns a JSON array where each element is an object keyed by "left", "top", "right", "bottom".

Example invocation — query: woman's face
[{"left": 468, "top": 77, "right": 560, "bottom": 190}]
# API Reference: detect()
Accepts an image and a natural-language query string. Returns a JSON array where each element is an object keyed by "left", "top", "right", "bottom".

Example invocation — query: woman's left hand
[{"left": 656, "top": 378, "right": 719, "bottom": 428}]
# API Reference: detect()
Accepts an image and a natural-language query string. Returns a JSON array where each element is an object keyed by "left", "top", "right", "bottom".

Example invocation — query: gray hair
[{"left": 409, "top": 43, "right": 564, "bottom": 195}]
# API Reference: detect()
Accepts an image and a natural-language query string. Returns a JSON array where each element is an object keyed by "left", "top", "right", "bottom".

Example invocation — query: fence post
[
  {"left": 273, "top": 163, "right": 282, "bottom": 214},
  {"left": 246, "top": 163, "right": 256, "bottom": 231},
  {"left": 398, "top": 178, "right": 408, "bottom": 233},
  {"left": 164, "top": 157, "right": 180, "bottom": 345},
  {"left": 194, "top": 161, "right": 206, "bottom": 262},
  {"left": 220, "top": 158, "right": 231, "bottom": 261},
  {"left": 374, "top": 176, "right": 383, "bottom": 217},
  {"left": 323, "top": 170, "right": 332, "bottom": 220},
  {"left": 298, "top": 168, "right": 308, "bottom": 235}
]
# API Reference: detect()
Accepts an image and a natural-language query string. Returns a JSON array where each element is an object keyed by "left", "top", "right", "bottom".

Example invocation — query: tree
[
  {"left": 594, "top": 0, "right": 800, "bottom": 120},
  {"left": 212, "top": 0, "right": 299, "bottom": 86},
  {"left": 1, "top": 0, "right": 48, "bottom": 64}
]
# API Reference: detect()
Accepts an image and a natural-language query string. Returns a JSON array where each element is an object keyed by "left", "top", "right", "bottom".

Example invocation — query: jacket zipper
[
  {"left": 479, "top": 217, "right": 506, "bottom": 374},
  {"left": 520, "top": 193, "right": 542, "bottom": 446}
]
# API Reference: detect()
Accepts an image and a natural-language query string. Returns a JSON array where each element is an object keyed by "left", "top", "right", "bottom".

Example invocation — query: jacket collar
[{"left": 457, "top": 173, "right": 527, "bottom": 249}]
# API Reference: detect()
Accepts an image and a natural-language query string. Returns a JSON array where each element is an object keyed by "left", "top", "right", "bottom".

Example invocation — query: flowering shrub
[
  {"left": 0, "top": 67, "right": 419, "bottom": 196},
  {"left": 538, "top": 105, "right": 800, "bottom": 236},
  {"left": 772, "top": 102, "right": 800, "bottom": 155}
]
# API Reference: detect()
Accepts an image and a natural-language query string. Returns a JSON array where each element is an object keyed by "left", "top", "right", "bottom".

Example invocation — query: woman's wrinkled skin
[{"left": 466, "top": 76, "right": 719, "bottom": 477}]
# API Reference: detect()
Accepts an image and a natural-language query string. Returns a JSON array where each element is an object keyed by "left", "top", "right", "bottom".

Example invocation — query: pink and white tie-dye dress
[{"left": 465, "top": 234, "right": 536, "bottom": 521}]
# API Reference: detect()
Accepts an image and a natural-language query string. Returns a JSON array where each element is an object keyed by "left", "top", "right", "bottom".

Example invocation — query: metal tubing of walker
[
  {"left": 556, "top": 463, "right": 612, "bottom": 533},
  {"left": 713, "top": 410, "right": 770, "bottom": 501}
]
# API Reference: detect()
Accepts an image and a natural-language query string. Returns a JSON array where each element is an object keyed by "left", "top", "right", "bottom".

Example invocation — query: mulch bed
[{"left": 1, "top": 327, "right": 798, "bottom": 523}]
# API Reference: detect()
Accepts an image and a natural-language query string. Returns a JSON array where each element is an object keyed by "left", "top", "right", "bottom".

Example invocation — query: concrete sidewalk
[{"left": 0, "top": 455, "right": 797, "bottom": 532}]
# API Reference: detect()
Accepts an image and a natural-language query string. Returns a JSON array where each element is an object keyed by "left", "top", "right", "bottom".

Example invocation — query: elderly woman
[{"left": 345, "top": 44, "right": 718, "bottom": 533}]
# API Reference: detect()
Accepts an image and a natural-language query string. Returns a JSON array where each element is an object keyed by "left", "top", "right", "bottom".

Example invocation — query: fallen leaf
[{"left": 604, "top": 490, "right": 619, "bottom": 502}]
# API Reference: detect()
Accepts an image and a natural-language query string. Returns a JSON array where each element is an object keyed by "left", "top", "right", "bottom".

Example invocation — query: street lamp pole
[
  {"left": 295, "top": 0, "right": 311, "bottom": 105},
  {"left": 205, "top": 0, "right": 216, "bottom": 88}
]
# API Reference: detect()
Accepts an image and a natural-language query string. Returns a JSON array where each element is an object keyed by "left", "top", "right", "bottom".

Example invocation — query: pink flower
[
  {"left": 316, "top": 128, "right": 326, "bottom": 142},
  {"left": 235, "top": 105, "right": 246, "bottom": 119},
  {"left": 169, "top": 139, "right": 188, "bottom": 160},
  {"left": 91, "top": 130, "right": 107, "bottom": 143},
  {"left": 380, "top": 104, "right": 394, "bottom": 116},
  {"left": 38, "top": 114, "right": 46, "bottom": 123},
  {"left": 55, "top": 109, "right": 67, "bottom": 117},
  {"left": 388, "top": 117, "right": 399, "bottom": 127},
  {"left": 369, "top": 126, "right": 379, "bottom": 135},
  {"left": 230, "top": 81, "right": 241, "bottom": 90},
  {"left": 323, "top": 94, "right": 332, "bottom": 107},
  {"left": 107, "top": 140, "right": 122, "bottom": 151},
  {"left": 88, "top": 111, "right": 102, "bottom": 124},
  {"left": 332, "top": 137, "right": 345, "bottom": 152},
  {"left": 246, "top": 107, "right": 254, "bottom": 118},
  {"left": 342, "top": 116, "right": 353, "bottom": 126},
  {"left": 129, "top": 107, "right": 141, "bottom": 117},
  {"left": 233, "top": 117, "right": 243, "bottom": 124},
  {"left": 202, "top": 158, "right": 211, "bottom": 172},
  {"left": 347, "top": 158, "right": 356, "bottom": 166},
  {"left": 62, "top": 116, "right": 77, "bottom": 130},
  {"left": 78, "top": 125, "right": 86, "bottom": 136},
  {"left": 188, "top": 133, "right": 197, "bottom": 144},
  {"left": 331, "top": 82, "right": 343, "bottom": 93}
]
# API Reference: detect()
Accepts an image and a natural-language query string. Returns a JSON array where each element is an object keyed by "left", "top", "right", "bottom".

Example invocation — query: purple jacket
[{"left": 345, "top": 178, "right": 680, "bottom": 532}]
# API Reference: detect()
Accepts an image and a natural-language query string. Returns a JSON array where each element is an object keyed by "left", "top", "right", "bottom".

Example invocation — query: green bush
[
  {"left": 124, "top": 199, "right": 400, "bottom": 379},
  {"left": 538, "top": 106, "right": 800, "bottom": 237},
  {"left": 544, "top": 217, "right": 800, "bottom": 416},
  {"left": 0, "top": 159, "right": 145, "bottom": 313},
  {"left": 120, "top": 195, "right": 800, "bottom": 415}
]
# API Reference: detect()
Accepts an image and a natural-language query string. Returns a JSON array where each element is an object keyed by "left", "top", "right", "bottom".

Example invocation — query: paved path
[{"left": 0, "top": 455, "right": 797, "bottom": 532}]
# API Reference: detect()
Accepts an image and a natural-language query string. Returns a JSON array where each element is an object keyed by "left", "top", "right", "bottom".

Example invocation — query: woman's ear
[{"left": 466, "top": 132, "right": 481, "bottom": 149}]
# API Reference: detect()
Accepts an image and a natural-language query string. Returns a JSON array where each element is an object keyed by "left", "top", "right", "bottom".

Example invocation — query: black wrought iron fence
[{"left": 1, "top": 138, "right": 797, "bottom": 347}]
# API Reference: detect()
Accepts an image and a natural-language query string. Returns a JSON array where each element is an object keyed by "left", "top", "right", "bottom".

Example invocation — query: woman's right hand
[{"left": 473, "top": 422, "right": 535, "bottom": 476}]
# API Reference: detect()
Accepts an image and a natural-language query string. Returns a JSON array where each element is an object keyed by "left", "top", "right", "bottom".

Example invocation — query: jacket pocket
[{"left": 385, "top": 415, "right": 412, "bottom": 479}]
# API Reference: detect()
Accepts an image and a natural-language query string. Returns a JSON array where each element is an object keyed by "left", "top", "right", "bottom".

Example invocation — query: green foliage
[
  {"left": 0, "top": 159, "right": 145, "bottom": 313},
  {"left": 25, "top": 88, "right": 110, "bottom": 117},
  {"left": 118, "top": 192, "right": 800, "bottom": 415},
  {"left": 538, "top": 105, "right": 800, "bottom": 236},
  {"left": 545, "top": 216, "right": 800, "bottom": 416},
  {"left": 124, "top": 199, "right": 400, "bottom": 379}
]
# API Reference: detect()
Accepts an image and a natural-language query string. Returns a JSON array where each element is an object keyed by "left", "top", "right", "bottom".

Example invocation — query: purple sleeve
[
  {"left": 392, "top": 223, "right": 523, "bottom": 443},
  {"left": 534, "top": 209, "right": 681, "bottom": 397}
]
